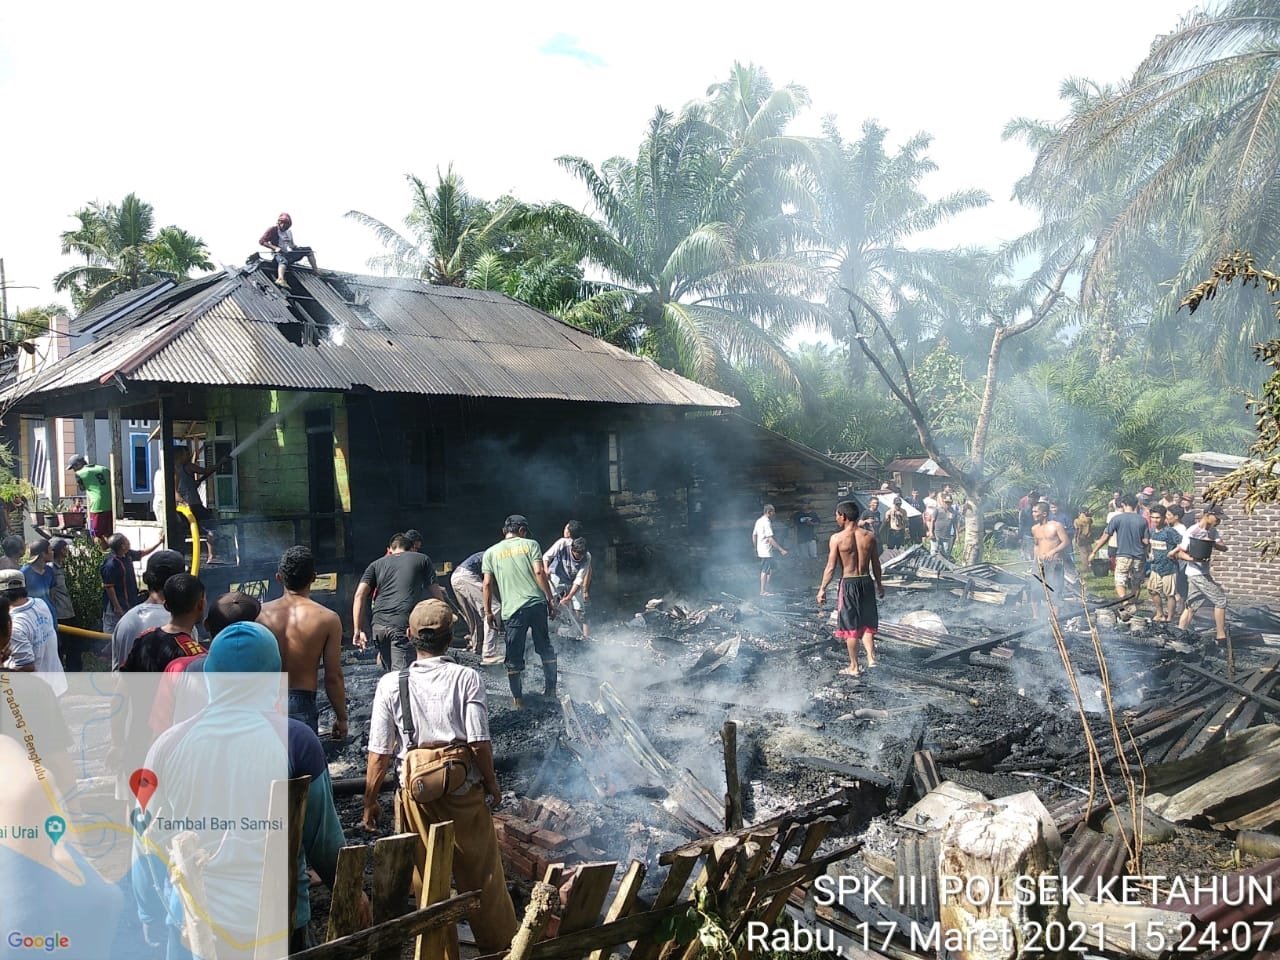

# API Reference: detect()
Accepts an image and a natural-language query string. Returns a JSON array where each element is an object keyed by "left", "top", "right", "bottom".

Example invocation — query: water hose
[{"left": 176, "top": 502, "right": 202, "bottom": 576}]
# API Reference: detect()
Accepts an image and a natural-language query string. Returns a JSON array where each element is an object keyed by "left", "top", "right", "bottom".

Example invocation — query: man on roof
[{"left": 259, "top": 212, "right": 318, "bottom": 288}]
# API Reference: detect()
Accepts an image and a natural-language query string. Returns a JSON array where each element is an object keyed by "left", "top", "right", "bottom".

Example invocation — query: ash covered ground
[{"left": 306, "top": 558, "right": 1270, "bottom": 942}]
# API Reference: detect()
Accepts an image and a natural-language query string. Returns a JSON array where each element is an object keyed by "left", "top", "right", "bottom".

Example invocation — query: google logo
[{"left": 6, "top": 932, "right": 70, "bottom": 952}]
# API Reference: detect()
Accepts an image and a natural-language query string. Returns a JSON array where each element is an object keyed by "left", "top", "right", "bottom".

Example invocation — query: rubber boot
[
  {"left": 508, "top": 670, "right": 524, "bottom": 710},
  {"left": 542, "top": 658, "right": 558, "bottom": 700}
]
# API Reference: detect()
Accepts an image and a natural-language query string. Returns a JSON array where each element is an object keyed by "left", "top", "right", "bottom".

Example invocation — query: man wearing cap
[
  {"left": 1173, "top": 508, "right": 1230, "bottom": 642},
  {"left": 363, "top": 599, "right": 517, "bottom": 953},
  {"left": 353, "top": 533, "right": 446, "bottom": 672},
  {"left": 482, "top": 515, "right": 558, "bottom": 709},
  {"left": 111, "top": 548, "right": 186, "bottom": 669},
  {"left": 68, "top": 453, "right": 112, "bottom": 544},
  {"left": 0, "top": 568, "right": 66, "bottom": 694},
  {"left": 259, "top": 212, "right": 318, "bottom": 287}
]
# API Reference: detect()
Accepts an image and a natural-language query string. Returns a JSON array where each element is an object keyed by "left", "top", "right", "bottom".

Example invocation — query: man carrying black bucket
[{"left": 1172, "top": 508, "right": 1229, "bottom": 643}]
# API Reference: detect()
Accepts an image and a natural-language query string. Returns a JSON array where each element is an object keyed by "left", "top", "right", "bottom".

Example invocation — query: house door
[{"left": 306, "top": 409, "right": 337, "bottom": 558}]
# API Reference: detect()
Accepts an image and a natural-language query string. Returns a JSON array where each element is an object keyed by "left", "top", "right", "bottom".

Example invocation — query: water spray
[{"left": 228, "top": 394, "right": 308, "bottom": 459}]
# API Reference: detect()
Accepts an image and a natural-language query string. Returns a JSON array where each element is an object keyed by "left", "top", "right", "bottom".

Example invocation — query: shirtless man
[
  {"left": 817, "top": 500, "right": 885, "bottom": 677},
  {"left": 1030, "top": 501, "right": 1071, "bottom": 613},
  {"left": 258, "top": 545, "right": 348, "bottom": 738}
]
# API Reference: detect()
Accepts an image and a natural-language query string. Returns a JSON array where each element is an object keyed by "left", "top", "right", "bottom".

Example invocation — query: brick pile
[{"left": 494, "top": 796, "right": 605, "bottom": 880}]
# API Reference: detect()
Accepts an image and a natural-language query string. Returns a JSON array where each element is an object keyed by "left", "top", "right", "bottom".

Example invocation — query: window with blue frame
[{"left": 129, "top": 432, "right": 151, "bottom": 495}]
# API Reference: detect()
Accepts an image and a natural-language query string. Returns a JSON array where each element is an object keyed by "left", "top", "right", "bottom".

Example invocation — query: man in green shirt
[
  {"left": 68, "top": 454, "right": 112, "bottom": 544},
  {"left": 481, "top": 515, "right": 558, "bottom": 710}
]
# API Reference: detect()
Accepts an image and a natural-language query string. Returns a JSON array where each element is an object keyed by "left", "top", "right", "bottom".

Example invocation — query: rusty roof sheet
[{"left": 9, "top": 267, "right": 738, "bottom": 409}]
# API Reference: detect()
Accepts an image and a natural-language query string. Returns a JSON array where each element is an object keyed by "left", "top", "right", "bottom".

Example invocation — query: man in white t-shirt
[
  {"left": 751, "top": 504, "right": 788, "bottom": 597},
  {"left": 0, "top": 569, "right": 67, "bottom": 695},
  {"left": 1172, "top": 508, "right": 1229, "bottom": 641}
]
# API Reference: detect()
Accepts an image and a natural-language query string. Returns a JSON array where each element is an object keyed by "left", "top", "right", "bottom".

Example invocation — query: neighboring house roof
[
  {"left": 10, "top": 265, "right": 738, "bottom": 409},
  {"left": 67, "top": 279, "right": 178, "bottom": 336},
  {"left": 885, "top": 457, "right": 949, "bottom": 477},
  {"left": 828, "top": 450, "right": 882, "bottom": 472},
  {"left": 1180, "top": 451, "right": 1280, "bottom": 474},
  {"left": 687, "top": 414, "right": 879, "bottom": 485}
]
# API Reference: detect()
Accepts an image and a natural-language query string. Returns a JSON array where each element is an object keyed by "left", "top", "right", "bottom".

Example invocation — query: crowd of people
[{"left": 0, "top": 508, "right": 600, "bottom": 958}]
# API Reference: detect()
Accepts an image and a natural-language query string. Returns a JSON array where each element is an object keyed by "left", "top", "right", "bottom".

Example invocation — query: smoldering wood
[{"left": 722, "top": 720, "right": 743, "bottom": 830}]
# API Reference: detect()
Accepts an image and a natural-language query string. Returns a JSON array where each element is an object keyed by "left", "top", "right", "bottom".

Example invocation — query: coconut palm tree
[
  {"left": 1020, "top": 1, "right": 1280, "bottom": 364},
  {"left": 804, "top": 119, "right": 990, "bottom": 364},
  {"left": 346, "top": 167, "right": 521, "bottom": 286},
  {"left": 544, "top": 99, "right": 819, "bottom": 387},
  {"left": 54, "top": 194, "right": 212, "bottom": 311}
]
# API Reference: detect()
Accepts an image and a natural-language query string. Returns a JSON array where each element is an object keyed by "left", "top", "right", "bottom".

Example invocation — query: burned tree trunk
[
  {"left": 937, "top": 800, "right": 1067, "bottom": 960},
  {"left": 843, "top": 255, "right": 1074, "bottom": 566}
]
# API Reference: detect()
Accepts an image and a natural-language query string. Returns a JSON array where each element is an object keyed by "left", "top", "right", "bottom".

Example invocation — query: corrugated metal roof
[{"left": 9, "top": 266, "right": 738, "bottom": 409}]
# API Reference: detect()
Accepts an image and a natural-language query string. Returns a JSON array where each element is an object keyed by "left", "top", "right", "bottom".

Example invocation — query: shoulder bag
[{"left": 398, "top": 669, "right": 473, "bottom": 804}]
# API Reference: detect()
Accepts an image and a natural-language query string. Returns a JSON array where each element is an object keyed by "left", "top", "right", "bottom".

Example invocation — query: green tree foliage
[
  {"left": 61, "top": 537, "right": 107, "bottom": 630},
  {"left": 981, "top": 352, "right": 1251, "bottom": 510},
  {"left": 54, "top": 194, "right": 213, "bottom": 311},
  {"left": 541, "top": 64, "right": 819, "bottom": 387},
  {"left": 347, "top": 167, "right": 590, "bottom": 314},
  {"left": 802, "top": 119, "right": 990, "bottom": 364},
  {"left": 734, "top": 343, "right": 914, "bottom": 459},
  {"left": 1183, "top": 251, "right": 1280, "bottom": 555},
  {"left": 1014, "top": 4, "right": 1280, "bottom": 376}
]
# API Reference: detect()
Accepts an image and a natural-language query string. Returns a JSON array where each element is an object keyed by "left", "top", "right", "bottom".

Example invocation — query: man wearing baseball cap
[
  {"left": 258, "top": 212, "right": 318, "bottom": 287},
  {"left": 68, "top": 453, "right": 112, "bottom": 544},
  {"left": 0, "top": 568, "right": 66, "bottom": 694},
  {"left": 363, "top": 599, "right": 516, "bottom": 953},
  {"left": 481, "top": 515, "right": 558, "bottom": 709}
]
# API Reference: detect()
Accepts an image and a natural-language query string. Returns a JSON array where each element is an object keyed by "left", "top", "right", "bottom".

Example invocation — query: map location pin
[
  {"left": 129, "top": 768, "right": 159, "bottom": 812},
  {"left": 44, "top": 816, "right": 66, "bottom": 846}
]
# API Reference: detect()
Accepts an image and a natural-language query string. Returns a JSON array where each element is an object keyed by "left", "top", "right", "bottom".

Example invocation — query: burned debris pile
[{"left": 325, "top": 568, "right": 1280, "bottom": 956}]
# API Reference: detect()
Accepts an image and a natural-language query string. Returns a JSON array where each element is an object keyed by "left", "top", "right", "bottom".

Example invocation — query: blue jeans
[{"left": 288, "top": 688, "right": 319, "bottom": 733}]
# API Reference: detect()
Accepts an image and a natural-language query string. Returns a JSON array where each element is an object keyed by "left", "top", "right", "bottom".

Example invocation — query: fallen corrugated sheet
[
  {"left": 6, "top": 265, "right": 739, "bottom": 410},
  {"left": 1059, "top": 827, "right": 1129, "bottom": 889}
]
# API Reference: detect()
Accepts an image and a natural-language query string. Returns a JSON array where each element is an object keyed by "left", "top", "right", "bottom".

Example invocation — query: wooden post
[
  {"left": 370, "top": 832, "right": 419, "bottom": 960},
  {"left": 326, "top": 846, "right": 369, "bottom": 942},
  {"left": 722, "top": 721, "right": 742, "bottom": 831},
  {"left": 42, "top": 419, "right": 57, "bottom": 504},
  {"left": 158, "top": 397, "right": 180, "bottom": 548},
  {"left": 414, "top": 821, "right": 455, "bottom": 960},
  {"left": 107, "top": 406, "right": 125, "bottom": 519},
  {"left": 588, "top": 860, "right": 646, "bottom": 960},
  {"left": 82, "top": 409, "right": 97, "bottom": 465}
]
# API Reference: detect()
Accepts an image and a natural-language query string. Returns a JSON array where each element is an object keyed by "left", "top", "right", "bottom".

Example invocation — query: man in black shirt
[{"left": 352, "top": 533, "right": 447, "bottom": 671}]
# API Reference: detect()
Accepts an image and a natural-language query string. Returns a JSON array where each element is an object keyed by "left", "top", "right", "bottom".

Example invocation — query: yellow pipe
[
  {"left": 58, "top": 624, "right": 110, "bottom": 641},
  {"left": 176, "top": 503, "right": 201, "bottom": 577}
]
